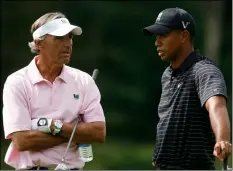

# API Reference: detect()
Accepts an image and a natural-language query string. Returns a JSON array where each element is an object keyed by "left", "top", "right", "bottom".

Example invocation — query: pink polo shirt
[{"left": 2, "top": 57, "right": 105, "bottom": 169}]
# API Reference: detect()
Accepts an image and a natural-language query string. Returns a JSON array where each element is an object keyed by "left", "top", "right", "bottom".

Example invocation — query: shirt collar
[
  {"left": 58, "top": 65, "right": 70, "bottom": 83},
  {"left": 168, "top": 51, "right": 199, "bottom": 75},
  {"left": 27, "top": 56, "right": 70, "bottom": 85}
]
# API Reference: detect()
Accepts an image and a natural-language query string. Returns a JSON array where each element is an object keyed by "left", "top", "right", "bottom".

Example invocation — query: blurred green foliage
[{"left": 1, "top": 1, "right": 232, "bottom": 170}]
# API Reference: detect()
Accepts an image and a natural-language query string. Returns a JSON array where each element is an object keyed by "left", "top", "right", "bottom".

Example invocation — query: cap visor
[
  {"left": 49, "top": 24, "right": 82, "bottom": 36},
  {"left": 143, "top": 24, "right": 172, "bottom": 36}
]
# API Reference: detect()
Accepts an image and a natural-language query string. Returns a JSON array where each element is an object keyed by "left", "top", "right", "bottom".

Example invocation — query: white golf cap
[{"left": 32, "top": 18, "right": 82, "bottom": 39}]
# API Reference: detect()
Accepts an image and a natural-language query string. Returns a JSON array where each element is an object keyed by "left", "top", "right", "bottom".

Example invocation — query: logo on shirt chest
[
  {"left": 73, "top": 94, "right": 79, "bottom": 100},
  {"left": 177, "top": 83, "right": 182, "bottom": 88}
]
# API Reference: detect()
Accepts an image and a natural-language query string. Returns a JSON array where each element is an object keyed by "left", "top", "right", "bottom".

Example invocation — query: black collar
[{"left": 168, "top": 51, "right": 199, "bottom": 76}]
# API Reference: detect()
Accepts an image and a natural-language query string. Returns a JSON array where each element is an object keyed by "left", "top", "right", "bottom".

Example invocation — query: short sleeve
[
  {"left": 79, "top": 75, "right": 105, "bottom": 123},
  {"left": 195, "top": 64, "right": 227, "bottom": 107},
  {"left": 2, "top": 75, "right": 31, "bottom": 139}
]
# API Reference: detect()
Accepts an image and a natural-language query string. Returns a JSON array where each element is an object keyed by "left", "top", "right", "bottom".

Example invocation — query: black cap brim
[{"left": 143, "top": 24, "right": 172, "bottom": 36}]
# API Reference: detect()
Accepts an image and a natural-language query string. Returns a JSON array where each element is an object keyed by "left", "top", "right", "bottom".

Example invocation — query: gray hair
[{"left": 28, "top": 12, "right": 66, "bottom": 54}]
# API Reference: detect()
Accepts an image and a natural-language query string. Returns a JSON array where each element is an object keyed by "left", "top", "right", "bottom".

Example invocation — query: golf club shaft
[
  {"left": 222, "top": 157, "right": 228, "bottom": 170},
  {"left": 61, "top": 69, "right": 99, "bottom": 162}
]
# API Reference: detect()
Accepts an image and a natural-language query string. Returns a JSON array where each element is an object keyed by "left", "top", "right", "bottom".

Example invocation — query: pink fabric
[{"left": 2, "top": 57, "right": 105, "bottom": 169}]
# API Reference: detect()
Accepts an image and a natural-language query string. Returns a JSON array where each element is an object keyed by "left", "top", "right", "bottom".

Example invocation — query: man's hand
[
  {"left": 59, "top": 121, "right": 106, "bottom": 144},
  {"left": 213, "top": 141, "right": 232, "bottom": 160},
  {"left": 47, "top": 118, "right": 106, "bottom": 144},
  {"left": 205, "top": 96, "right": 231, "bottom": 161}
]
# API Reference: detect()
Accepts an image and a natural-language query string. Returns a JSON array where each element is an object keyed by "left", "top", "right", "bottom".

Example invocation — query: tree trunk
[{"left": 203, "top": 1, "right": 224, "bottom": 65}]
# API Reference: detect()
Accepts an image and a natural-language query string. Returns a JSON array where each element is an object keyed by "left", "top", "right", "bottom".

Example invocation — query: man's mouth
[
  {"left": 62, "top": 51, "right": 70, "bottom": 56},
  {"left": 157, "top": 50, "right": 164, "bottom": 56}
]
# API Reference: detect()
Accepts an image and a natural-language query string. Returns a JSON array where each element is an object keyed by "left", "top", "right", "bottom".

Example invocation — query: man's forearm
[
  {"left": 208, "top": 98, "right": 231, "bottom": 142},
  {"left": 210, "top": 107, "right": 231, "bottom": 142},
  {"left": 58, "top": 121, "right": 106, "bottom": 144},
  {"left": 12, "top": 130, "right": 68, "bottom": 151}
]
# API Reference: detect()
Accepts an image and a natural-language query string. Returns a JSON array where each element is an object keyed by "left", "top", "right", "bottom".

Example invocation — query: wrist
[
  {"left": 216, "top": 137, "right": 230, "bottom": 143},
  {"left": 50, "top": 120, "right": 55, "bottom": 133},
  {"left": 52, "top": 120, "right": 63, "bottom": 135},
  {"left": 216, "top": 139, "right": 230, "bottom": 143}
]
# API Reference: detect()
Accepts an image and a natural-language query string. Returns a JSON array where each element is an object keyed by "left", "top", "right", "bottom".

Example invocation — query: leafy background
[{"left": 1, "top": 1, "right": 232, "bottom": 170}]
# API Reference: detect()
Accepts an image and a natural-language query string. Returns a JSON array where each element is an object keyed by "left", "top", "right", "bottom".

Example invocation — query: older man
[{"left": 2, "top": 12, "right": 106, "bottom": 170}]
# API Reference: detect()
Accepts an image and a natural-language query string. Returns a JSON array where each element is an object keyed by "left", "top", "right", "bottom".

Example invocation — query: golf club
[
  {"left": 222, "top": 157, "right": 231, "bottom": 170},
  {"left": 55, "top": 69, "right": 99, "bottom": 170}
]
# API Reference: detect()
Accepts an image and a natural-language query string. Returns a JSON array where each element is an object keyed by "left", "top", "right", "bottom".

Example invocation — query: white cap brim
[
  {"left": 49, "top": 24, "right": 82, "bottom": 36},
  {"left": 32, "top": 18, "right": 82, "bottom": 39}
]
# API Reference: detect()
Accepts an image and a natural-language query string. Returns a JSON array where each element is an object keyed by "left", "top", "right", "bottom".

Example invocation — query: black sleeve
[{"left": 195, "top": 64, "right": 227, "bottom": 107}]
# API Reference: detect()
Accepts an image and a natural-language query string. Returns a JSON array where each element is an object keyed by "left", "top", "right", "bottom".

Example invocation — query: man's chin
[
  {"left": 160, "top": 55, "right": 169, "bottom": 61},
  {"left": 62, "top": 57, "right": 70, "bottom": 64}
]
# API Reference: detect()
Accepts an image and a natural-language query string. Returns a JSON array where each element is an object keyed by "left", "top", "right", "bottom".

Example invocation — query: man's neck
[
  {"left": 36, "top": 56, "right": 63, "bottom": 83},
  {"left": 171, "top": 46, "right": 194, "bottom": 69}
]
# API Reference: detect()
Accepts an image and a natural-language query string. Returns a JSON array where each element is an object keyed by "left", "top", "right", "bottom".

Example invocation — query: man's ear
[
  {"left": 34, "top": 39, "right": 43, "bottom": 50},
  {"left": 182, "top": 30, "right": 190, "bottom": 43}
]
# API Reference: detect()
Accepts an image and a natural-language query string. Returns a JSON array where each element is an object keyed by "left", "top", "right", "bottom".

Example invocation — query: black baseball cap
[{"left": 143, "top": 7, "right": 196, "bottom": 36}]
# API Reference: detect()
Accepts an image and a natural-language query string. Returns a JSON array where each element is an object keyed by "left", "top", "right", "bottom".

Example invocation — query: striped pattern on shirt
[{"left": 153, "top": 51, "right": 227, "bottom": 170}]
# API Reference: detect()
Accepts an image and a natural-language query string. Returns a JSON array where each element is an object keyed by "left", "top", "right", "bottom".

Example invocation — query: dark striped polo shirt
[{"left": 153, "top": 51, "right": 227, "bottom": 170}]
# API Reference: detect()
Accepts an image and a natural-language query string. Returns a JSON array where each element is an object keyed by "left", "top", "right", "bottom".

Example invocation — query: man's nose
[{"left": 155, "top": 37, "right": 162, "bottom": 47}]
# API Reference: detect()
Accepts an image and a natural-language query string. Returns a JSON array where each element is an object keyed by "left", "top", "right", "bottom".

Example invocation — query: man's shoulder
[
  {"left": 64, "top": 65, "right": 93, "bottom": 83},
  {"left": 5, "top": 66, "right": 28, "bottom": 86},
  {"left": 193, "top": 56, "right": 221, "bottom": 75},
  {"left": 193, "top": 55, "right": 220, "bottom": 73}
]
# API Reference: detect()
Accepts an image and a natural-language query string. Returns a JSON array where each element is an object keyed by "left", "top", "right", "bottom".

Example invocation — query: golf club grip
[
  {"left": 222, "top": 157, "right": 228, "bottom": 170},
  {"left": 92, "top": 69, "right": 99, "bottom": 81},
  {"left": 61, "top": 69, "right": 99, "bottom": 161}
]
